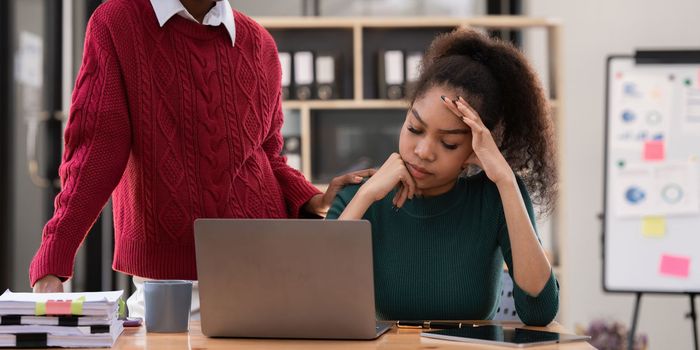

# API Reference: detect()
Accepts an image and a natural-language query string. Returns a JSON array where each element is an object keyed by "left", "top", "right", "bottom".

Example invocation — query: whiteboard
[{"left": 604, "top": 55, "right": 700, "bottom": 293}]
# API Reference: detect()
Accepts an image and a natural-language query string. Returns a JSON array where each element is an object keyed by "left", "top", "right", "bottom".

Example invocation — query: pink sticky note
[
  {"left": 46, "top": 300, "right": 72, "bottom": 315},
  {"left": 643, "top": 141, "right": 665, "bottom": 161},
  {"left": 659, "top": 254, "right": 690, "bottom": 278}
]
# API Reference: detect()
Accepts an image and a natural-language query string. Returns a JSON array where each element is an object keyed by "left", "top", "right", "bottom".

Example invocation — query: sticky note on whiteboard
[
  {"left": 659, "top": 254, "right": 690, "bottom": 278},
  {"left": 643, "top": 140, "right": 665, "bottom": 161},
  {"left": 642, "top": 216, "right": 666, "bottom": 237}
]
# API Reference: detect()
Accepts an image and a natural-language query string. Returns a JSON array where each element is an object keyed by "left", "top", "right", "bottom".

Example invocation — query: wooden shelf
[
  {"left": 284, "top": 99, "right": 558, "bottom": 111},
  {"left": 256, "top": 16, "right": 561, "bottom": 29},
  {"left": 283, "top": 99, "right": 408, "bottom": 110}
]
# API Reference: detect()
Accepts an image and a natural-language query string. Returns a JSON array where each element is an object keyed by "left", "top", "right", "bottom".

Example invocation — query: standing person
[
  {"left": 327, "top": 29, "right": 559, "bottom": 326},
  {"left": 30, "top": 0, "right": 371, "bottom": 318}
]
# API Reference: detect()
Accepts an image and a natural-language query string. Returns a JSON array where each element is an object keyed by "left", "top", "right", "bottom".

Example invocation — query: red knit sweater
[{"left": 29, "top": 0, "right": 320, "bottom": 286}]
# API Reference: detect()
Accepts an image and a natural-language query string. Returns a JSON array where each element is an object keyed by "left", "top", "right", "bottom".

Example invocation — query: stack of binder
[
  {"left": 378, "top": 50, "right": 424, "bottom": 100},
  {"left": 0, "top": 290, "right": 124, "bottom": 348},
  {"left": 279, "top": 51, "right": 343, "bottom": 100}
]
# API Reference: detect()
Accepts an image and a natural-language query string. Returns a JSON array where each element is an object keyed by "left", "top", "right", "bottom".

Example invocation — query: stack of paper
[{"left": 0, "top": 290, "right": 124, "bottom": 348}]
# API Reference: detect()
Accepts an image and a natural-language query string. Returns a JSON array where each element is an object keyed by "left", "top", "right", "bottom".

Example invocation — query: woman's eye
[
  {"left": 407, "top": 126, "right": 422, "bottom": 134},
  {"left": 442, "top": 142, "right": 458, "bottom": 150}
]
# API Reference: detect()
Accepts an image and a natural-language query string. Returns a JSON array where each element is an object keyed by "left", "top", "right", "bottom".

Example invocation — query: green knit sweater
[{"left": 326, "top": 172, "right": 559, "bottom": 326}]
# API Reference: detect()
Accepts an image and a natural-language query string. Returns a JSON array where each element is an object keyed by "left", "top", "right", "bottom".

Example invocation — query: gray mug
[{"left": 144, "top": 280, "right": 192, "bottom": 333}]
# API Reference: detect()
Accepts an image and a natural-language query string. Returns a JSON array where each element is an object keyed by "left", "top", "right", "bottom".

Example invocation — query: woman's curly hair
[{"left": 407, "top": 29, "right": 558, "bottom": 215}]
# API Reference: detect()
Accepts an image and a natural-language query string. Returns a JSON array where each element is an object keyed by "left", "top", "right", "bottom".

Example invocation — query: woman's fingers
[
  {"left": 391, "top": 172, "right": 417, "bottom": 209},
  {"left": 406, "top": 174, "right": 417, "bottom": 199},
  {"left": 396, "top": 179, "right": 410, "bottom": 208},
  {"left": 351, "top": 168, "right": 377, "bottom": 178},
  {"left": 455, "top": 103, "right": 485, "bottom": 133},
  {"left": 384, "top": 154, "right": 421, "bottom": 209},
  {"left": 457, "top": 96, "right": 484, "bottom": 125},
  {"left": 399, "top": 166, "right": 417, "bottom": 200},
  {"left": 392, "top": 183, "right": 404, "bottom": 207},
  {"left": 335, "top": 168, "right": 376, "bottom": 188},
  {"left": 440, "top": 95, "right": 464, "bottom": 121},
  {"left": 397, "top": 168, "right": 418, "bottom": 208},
  {"left": 33, "top": 275, "right": 63, "bottom": 293},
  {"left": 459, "top": 113, "right": 482, "bottom": 133},
  {"left": 440, "top": 95, "right": 486, "bottom": 132}
]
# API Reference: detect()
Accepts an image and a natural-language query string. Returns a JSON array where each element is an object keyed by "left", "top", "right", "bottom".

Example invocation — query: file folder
[
  {"left": 279, "top": 52, "right": 292, "bottom": 100},
  {"left": 294, "top": 51, "right": 314, "bottom": 100},
  {"left": 315, "top": 54, "right": 340, "bottom": 100},
  {"left": 283, "top": 135, "right": 302, "bottom": 171},
  {"left": 405, "top": 51, "right": 423, "bottom": 93},
  {"left": 378, "top": 50, "right": 405, "bottom": 100}
]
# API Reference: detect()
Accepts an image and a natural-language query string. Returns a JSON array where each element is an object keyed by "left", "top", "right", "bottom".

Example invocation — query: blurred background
[{"left": 1, "top": 0, "right": 699, "bottom": 348}]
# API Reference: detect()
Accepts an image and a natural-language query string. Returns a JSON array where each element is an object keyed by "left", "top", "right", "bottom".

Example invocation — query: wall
[{"left": 525, "top": 1, "right": 700, "bottom": 348}]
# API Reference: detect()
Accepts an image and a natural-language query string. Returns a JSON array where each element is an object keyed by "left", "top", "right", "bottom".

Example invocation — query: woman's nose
[{"left": 414, "top": 140, "right": 435, "bottom": 161}]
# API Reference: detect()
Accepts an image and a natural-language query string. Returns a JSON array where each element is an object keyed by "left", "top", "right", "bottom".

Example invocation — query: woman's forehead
[{"left": 411, "top": 96, "right": 469, "bottom": 131}]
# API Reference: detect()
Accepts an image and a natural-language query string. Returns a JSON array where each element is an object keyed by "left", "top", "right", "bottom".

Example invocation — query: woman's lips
[{"left": 407, "top": 163, "right": 432, "bottom": 180}]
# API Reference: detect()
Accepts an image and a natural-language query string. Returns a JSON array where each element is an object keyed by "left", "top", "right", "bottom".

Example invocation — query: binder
[
  {"left": 283, "top": 135, "right": 302, "bottom": 171},
  {"left": 315, "top": 54, "right": 341, "bottom": 100},
  {"left": 278, "top": 52, "right": 292, "bottom": 100},
  {"left": 378, "top": 50, "right": 405, "bottom": 100},
  {"left": 405, "top": 51, "right": 423, "bottom": 94},
  {"left": 293, "top": 51, "right": 314, "bottom": 100}
]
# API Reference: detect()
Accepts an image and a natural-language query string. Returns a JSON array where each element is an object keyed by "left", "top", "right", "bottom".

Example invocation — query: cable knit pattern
[{"left": 29, "top": 0, "right": 320, "bottom": 286}]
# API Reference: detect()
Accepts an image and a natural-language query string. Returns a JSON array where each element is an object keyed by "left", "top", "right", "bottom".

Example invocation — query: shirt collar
[{"left": 150, "top": 0, "right": 236, "bottom": 47}]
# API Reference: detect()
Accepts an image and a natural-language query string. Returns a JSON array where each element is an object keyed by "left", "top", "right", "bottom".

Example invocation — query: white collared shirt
[{"left": 150, "top": 0, "right": 236, "bottom": 46}]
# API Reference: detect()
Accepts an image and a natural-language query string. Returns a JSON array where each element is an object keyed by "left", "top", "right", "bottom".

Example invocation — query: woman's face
[{"left": 399, "top": 86, "right": 474, "bottom": 197}]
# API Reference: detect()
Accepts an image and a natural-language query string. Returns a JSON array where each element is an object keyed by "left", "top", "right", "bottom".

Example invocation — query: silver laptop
[{"left": 194, "top": 219, "right": 392, "bottom": 339}]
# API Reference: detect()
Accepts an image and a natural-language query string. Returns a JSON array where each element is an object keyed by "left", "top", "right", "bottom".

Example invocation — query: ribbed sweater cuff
[
  {"left": 29, "top": 237, "right": 80, "bottom": 287},
  {"left": 280, "top": 173, "right": 322, "bottom": 218},
  {"left": 112, "top": 239, "right": 197, "bottom": 281},
  {"left": 513, "top": 270, "right": 559, "bottom": 326}
]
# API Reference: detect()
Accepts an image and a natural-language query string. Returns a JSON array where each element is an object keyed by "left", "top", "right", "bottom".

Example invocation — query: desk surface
[{"left": 108, "top": 321, "right": 594, "bottom": 349}]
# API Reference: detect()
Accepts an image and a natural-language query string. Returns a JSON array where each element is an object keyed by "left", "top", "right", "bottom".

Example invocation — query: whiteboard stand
[
  {"left": 687, "top": 293, "right": 698, "bottom": 350},
  {"left": 626, "top": 292, "right": 697, "bottom": 350},
  {"left": 628, "top": 292, "right": 642, "bottom": 350}
]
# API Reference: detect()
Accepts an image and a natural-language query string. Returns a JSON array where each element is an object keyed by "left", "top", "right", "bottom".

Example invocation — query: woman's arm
[
  {"left": 496, "top": 175, "right": 552, "bottom": 296},
  {"left": 496, "top": 176, "right": 558, "bottom": 326},
  {"left": 443, "top": 96, "right": 553, "bottom": 296},
  {"left": 30, "top": 10, "right": 131, "bottom": 290},
  {"left": 337, "top": 190, "right": 374, "bottom": 220}
]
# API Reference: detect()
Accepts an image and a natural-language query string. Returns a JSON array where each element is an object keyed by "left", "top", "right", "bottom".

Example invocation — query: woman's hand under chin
[{"left": 358, "top": 153, "right": 418, "bottom": 208}]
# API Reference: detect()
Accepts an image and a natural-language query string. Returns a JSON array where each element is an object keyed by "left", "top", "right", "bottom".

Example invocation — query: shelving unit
[{"left": 258, "top": 16, "right": 564, "bottom": 264}]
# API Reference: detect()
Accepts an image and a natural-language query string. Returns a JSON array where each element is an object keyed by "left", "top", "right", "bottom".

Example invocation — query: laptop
[{"left": 194, "top": 219, "right": 392, "bottom": 339}]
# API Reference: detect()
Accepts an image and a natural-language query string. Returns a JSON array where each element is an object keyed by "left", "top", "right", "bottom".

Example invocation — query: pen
[{"left": 396, "top": 320, "right": 476, "bottom": 329}]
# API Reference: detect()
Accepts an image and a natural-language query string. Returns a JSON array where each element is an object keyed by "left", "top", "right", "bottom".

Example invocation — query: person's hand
[
  {"left": 358, "top": 153, "right": 418, "bottom": 208},
  {"left": 33, "top": 275, "right": 63, "bottom": 293},
  {"left": 443, "top": 96, "right": 513, "bottom": 185},
  {"left": 306, "top": 168, "right": 377, "bottom": 217}
]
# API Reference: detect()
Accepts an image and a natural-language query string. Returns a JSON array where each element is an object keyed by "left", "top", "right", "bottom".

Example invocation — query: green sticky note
[
  {"left": 71, "top": 296, "right": 85, "bottom": 315},
  {"left": 642, "top": 216, "right": 666, "bottom": 237},
  {"left": 35, "top": 301, "right": 46, "bottom": 316}
]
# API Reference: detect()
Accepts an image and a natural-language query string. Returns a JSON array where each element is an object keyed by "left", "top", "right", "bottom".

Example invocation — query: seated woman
[{"left": 326, "top": 29, "right": 559, "bottom": 326}]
